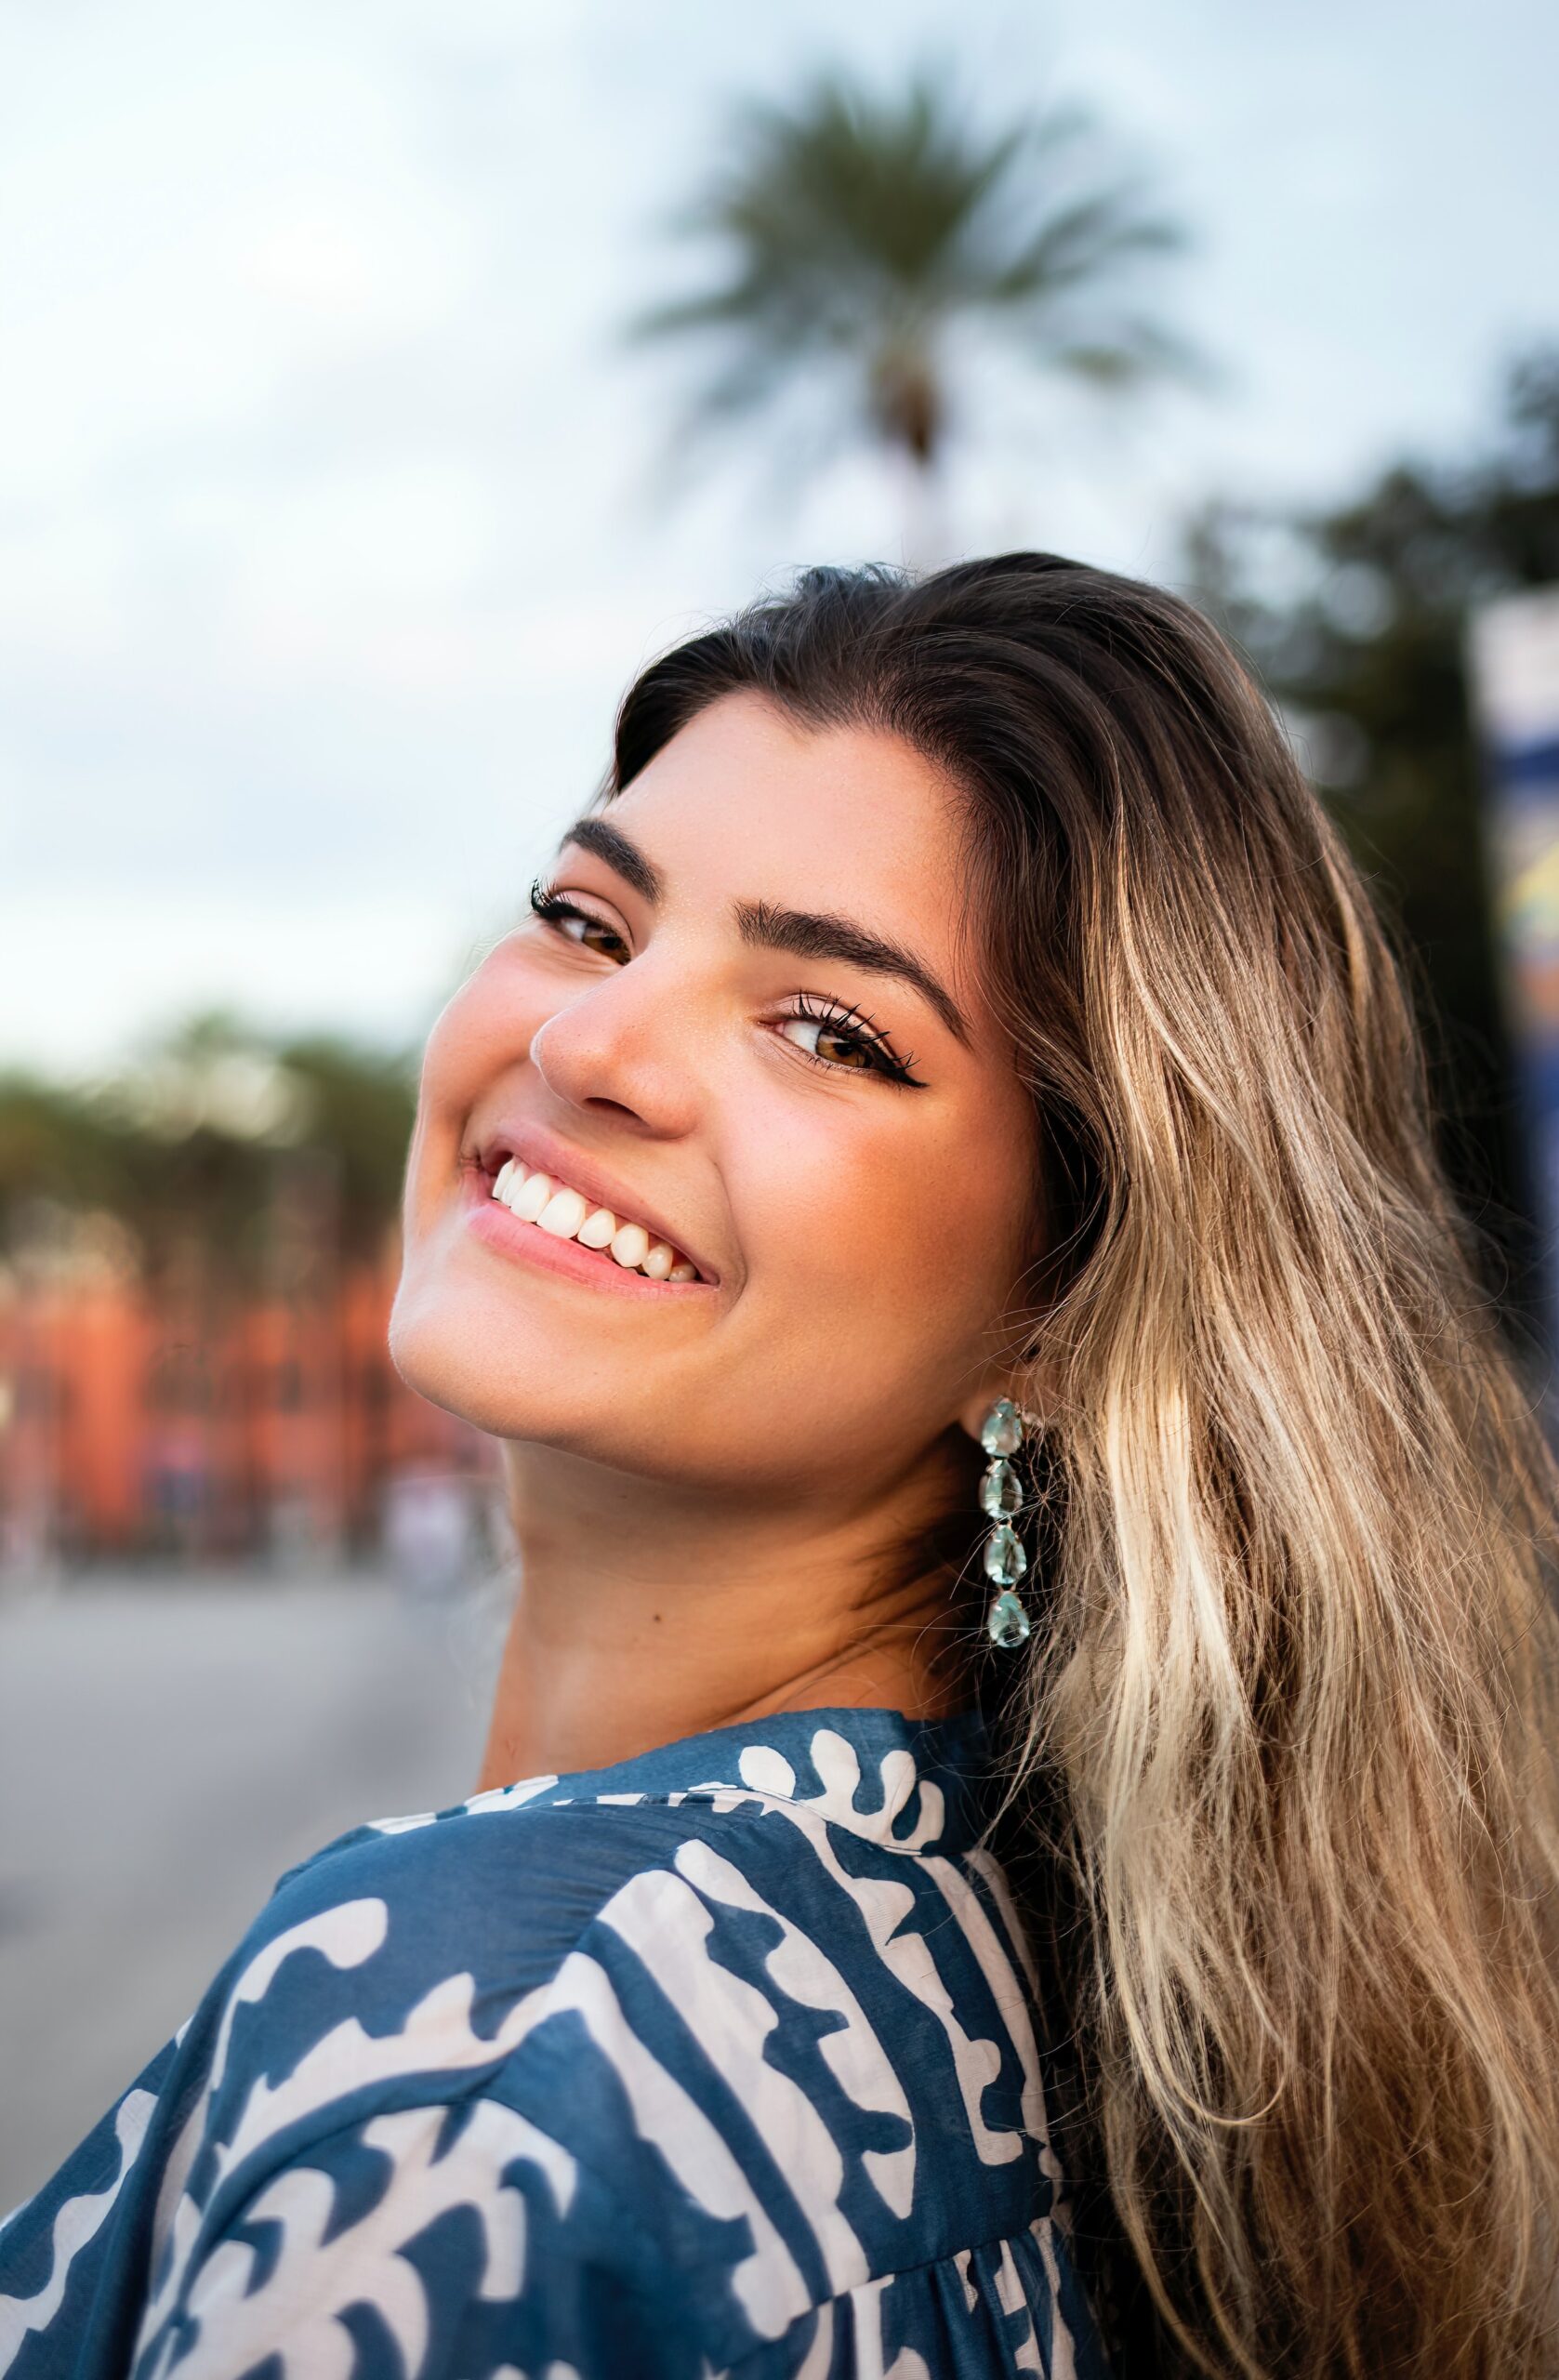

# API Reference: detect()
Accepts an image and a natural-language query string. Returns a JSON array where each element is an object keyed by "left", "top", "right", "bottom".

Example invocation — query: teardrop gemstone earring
[{"left": 979, "top": 1396, "right": 1033, "bottom": 1648}]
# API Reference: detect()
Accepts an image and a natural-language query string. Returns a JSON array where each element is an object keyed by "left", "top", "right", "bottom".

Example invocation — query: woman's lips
[
  {"left": 472, "top": 1120, "right": 719, "bottom": 1287},
  {"left": 460, "top": 1165, "right": 717, "bottom": 1299}
]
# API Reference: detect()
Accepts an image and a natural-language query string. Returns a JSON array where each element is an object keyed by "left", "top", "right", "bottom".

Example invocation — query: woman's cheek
[{"left": 755, "top": 1129, "right": 924, "bottom": 1302}]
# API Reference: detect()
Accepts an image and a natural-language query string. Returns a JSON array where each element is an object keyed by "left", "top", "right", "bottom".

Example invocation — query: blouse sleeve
[{"left": 128, "top": 2096, "right": 709, "bottom": 2380}]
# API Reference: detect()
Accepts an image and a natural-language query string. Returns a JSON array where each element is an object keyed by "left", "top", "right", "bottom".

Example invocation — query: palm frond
[
  {"left": 981, "top": 188, "right": 1189, "bottom": 305},
  {"left": 624, "top": 59, "right": 1205, "bottom": 479}
]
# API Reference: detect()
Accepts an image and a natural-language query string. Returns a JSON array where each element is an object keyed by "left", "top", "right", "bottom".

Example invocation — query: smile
[
  {"left": 463, "top": 1144, "right": 716, "bottom": 1297},
  {"left": 488, "top": 1155, "right": 704, "bottom": 1281}
]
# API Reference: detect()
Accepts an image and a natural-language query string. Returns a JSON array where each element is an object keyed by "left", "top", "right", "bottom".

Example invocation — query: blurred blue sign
[{"left": 1469, "top": 588, "right": 1559, "bottom": 1354}]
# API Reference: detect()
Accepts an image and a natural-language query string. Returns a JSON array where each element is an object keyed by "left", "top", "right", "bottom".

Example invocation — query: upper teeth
[{"left": 490, "top": 1157, "right": 701, "bottom": 1282}]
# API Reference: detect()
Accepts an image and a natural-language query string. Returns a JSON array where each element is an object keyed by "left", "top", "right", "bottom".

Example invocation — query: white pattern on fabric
[
  {"left": 0, "top": 1706, "right": 1112, "bottom": 2380},
  {"left": 0, "top": 2091, "right": 158, "bottom": 2362}
]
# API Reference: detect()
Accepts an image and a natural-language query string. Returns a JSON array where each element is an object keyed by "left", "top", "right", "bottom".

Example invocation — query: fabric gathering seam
[
  {"left": 147, "top": 2085, "right": 1070, "bottom": 2380},
  {"left": 715, "top": 2215, "right": 1079, "bottom": 2377}
]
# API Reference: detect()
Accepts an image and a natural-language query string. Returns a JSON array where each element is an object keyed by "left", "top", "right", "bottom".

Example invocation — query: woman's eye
[
  {"left": 778, "top": 1014, "right": 876, "bottom": 1072},
  {"left": 528, "top": 883, "right": 629, "bottom": 961},
  {"left": 778, "top": 996, "right": 923, "bottom": 1087}
]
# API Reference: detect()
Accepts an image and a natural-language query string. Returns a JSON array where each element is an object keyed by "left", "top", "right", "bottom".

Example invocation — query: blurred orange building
[{"left": 0, "top": 1232, "right": 489, "bottom": 1566}]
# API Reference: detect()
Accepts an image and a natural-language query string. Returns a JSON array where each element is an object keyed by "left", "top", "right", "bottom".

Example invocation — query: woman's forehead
[{"left": 611, "top": 688, "right": 971, "bottom": 924}]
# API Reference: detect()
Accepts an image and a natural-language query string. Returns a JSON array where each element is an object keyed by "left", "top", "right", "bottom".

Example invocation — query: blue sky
[{"left": 2, "top": 0, "right": 1554, "bottom": 1073}]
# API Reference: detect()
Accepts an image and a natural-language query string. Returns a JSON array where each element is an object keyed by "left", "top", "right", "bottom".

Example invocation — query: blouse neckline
[{"left": 381, "top": 1701, "right": 995, "bottom": 1860}]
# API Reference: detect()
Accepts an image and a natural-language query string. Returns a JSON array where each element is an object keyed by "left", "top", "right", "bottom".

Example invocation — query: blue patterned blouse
[{"left": 0, "top": 1703, "right": 1112, "bottom": 2379}]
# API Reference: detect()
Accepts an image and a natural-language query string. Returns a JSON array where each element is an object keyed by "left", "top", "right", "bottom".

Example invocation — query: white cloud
[
  {"left": 1, "top": 0, "right": 1555, "bottom": 1067},
  {"left": 0, "top": 885, "right": 479, "bottom": 1076}
]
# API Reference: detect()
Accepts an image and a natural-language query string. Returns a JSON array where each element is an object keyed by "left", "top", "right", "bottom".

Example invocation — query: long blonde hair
[{"left": 610, "top": 553, "right": 1559, "bottom": 2376}]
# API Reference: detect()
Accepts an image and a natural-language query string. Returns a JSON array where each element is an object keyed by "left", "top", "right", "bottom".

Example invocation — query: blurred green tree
[
  {"left": 0, "top": 1012, "right": 417, "bottom": 1289},
  {"left": 1186, "top": 348, "right": 1559, "bottom": 1341},
  {"left": 626, "top": 60, "right": 1201, "bottom": 556}
]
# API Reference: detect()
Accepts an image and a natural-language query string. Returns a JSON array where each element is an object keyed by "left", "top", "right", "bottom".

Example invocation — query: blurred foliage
[
  {"left": 627, "top": 60, "right": 1203, "bottom": 508},
  {"left": 0, "top": 1012, "right": 417, "bottom": 1289},
  {"left": 1186, "top": 347, "right": 1559, "bottom": 1333}
]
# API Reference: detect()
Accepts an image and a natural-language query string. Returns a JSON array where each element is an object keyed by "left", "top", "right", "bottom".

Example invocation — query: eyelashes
[
  {"left": 528, "top": 879, "right": 625, "bottom": 961},
  {"left": 782, "top": 988, "right": 924, "bottom": 1087},
  {"left": 525, "top": 879, "right": 926, "bottom": 1089}
]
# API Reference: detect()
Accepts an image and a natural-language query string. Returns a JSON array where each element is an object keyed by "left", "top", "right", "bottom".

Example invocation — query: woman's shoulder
[
  {"left": 203, "top": 1700, "right": 1018, "bottom": 2130},
  {"left": 1, "top": 1706, "right": 1110, "bottom": 2380},
  {"left": 182, "top": 1703, "right": 1067, "bottom": 2276},
  {"left": 259, "top": 1694, "right": 1005, "bottom": 1980}
]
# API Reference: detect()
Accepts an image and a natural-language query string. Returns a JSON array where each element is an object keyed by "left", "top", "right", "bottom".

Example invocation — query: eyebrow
[{"left": 554, "top": 813, "right": 972, "bottom": 1048}]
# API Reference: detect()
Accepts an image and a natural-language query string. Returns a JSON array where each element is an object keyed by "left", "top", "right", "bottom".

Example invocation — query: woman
[{"left": 4, "top": 552, "right": 1558, "bottom": 2378}]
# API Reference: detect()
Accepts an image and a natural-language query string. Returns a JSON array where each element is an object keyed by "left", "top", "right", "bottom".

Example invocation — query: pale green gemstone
[
  {"left": 983, "top": 1522, "right": 1028, "bottom": 1585},
  {"left": 980, "top": 1458, "right": 1023, "bottom": 1519},
  {"left": 986, "top": 1589, "right": 1031, "bottom": 1649},
  {"left": 980, "top": 1397, "right": 1024, "bottom": 1457}
]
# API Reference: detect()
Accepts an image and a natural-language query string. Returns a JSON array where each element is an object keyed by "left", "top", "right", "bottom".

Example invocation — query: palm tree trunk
[{"left": 894, "top": 448, "right": 953, "bottom": 575}]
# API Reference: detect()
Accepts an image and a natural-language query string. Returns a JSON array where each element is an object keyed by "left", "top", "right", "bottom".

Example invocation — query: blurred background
[{"left": 3, "top": 0, "right": 1558, "bottom": 2202}]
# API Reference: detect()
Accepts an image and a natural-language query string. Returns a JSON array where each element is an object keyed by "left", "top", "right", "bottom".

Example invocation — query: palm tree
[{"left": 625, "top": 62, "right": 1202, "bottom": 561}]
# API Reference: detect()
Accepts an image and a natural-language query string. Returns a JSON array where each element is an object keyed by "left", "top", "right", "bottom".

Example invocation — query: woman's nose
[{"left": 527, "top": 957, "right": 703, "bottom": 1134}]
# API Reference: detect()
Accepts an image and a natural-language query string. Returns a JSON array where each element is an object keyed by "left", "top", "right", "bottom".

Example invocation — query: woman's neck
[{"left": 475, "top": 1440, "right": 971, "bottom": 1789}]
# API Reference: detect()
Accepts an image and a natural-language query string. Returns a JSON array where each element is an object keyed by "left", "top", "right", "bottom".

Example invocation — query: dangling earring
[{"left": 978, "top": 1396, "right": 1033, "bottom": 1648}]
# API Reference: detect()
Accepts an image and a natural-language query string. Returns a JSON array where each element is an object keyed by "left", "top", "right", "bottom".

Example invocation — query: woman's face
[{"left": 391, "top": 690, "right": 1045, "bottom": 1506}]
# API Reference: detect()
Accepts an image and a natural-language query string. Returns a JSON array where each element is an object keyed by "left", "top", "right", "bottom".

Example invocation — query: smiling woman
[{"left": 5, "top": 554, "right": 1559, "bottom": 2380}]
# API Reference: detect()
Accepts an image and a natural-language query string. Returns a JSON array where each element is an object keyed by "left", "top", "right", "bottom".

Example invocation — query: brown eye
[
  {"left": 778, "top": 1015, "right": 875, "bottom": 1071},
  {"left": 528, "top": 882, "right": 629, "bottom": 962},
  {"left": 778, "top": 992, "right": 924, "bottom": 1087}
]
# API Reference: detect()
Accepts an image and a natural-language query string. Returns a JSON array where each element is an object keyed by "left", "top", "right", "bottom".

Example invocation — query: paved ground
[{"left": 0, "top": 1563, "right": 506, "bottom": 2210}]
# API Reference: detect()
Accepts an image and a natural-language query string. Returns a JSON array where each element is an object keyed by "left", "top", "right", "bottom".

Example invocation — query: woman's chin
[
  {"left": 389, "top": 1290, "right": 539, "bottom": 1440},
  {"left": 387, "top": 1271, "right": 650, "bottom": 1447}
]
